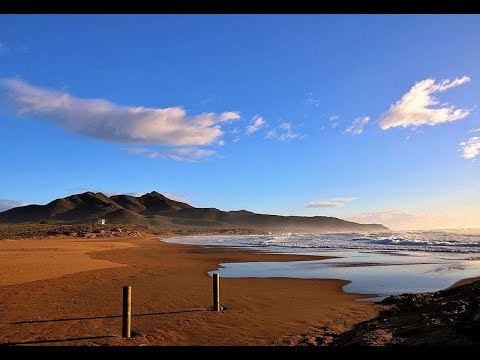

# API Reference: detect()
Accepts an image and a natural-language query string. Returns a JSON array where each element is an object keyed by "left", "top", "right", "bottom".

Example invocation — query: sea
[{"left": 164, "top": 229, "right": 480, "bottom": 301}]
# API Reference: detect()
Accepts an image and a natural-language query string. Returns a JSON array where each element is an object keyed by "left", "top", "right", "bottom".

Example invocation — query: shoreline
[
  {"left": 161, "top": 236, "right": 479, "bottom": 299},
  {"left": 0, "top": 235, "right": 378, "bottom": 346}
]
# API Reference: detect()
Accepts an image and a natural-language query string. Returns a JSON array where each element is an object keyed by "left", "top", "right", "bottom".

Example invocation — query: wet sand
[
  {"left": 448, "top": 276, "right": 480, "bottom": 289},
  {"left": 0, "top": 236, "right": 378, "bottom": 346}
]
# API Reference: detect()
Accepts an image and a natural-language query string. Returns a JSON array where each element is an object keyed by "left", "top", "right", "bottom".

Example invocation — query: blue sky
[{"left": 0, "top": 15, "right": 479, "bottom": 230}]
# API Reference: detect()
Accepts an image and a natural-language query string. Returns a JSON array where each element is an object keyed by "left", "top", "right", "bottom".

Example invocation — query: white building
[{"left": 97, "top": 219, "right": 106, "bottom": 225}]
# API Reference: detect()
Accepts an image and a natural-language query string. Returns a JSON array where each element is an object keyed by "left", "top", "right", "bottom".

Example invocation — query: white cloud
[
  {"left": 1, "top": 78, "right": 240, "bottom": 146},
  {"left": 218, "top": 111, "right": 241, "bottom": 122},
  {"left": 459, "top": 136, "right": 480, "bottom": 160},
  {"left": 329, "top": 116, "right": 340, "bottom": 129},
  {"left": 306, "top": 197, "right": 357, "bottom": 208},
  {"left": 265, "top": 129, "right": 277, "bottom": 139},
  {"left": 0, "top": 199, "right": 28, "bottom": 212},
  {"left": 126, "top": 147, "right": 216, "bottom": 162},
  {"left": 345, "top": 116, "right": 370, "bottom": 135},
  {"left": 278, "top": 122, "right": 299, "bottom": 141},
  {"left": 233, "top": 137, "right": 240, "bottom": 142},
  {"left": 266, "top": 122, "right": 300, "bottom": 141},
  {"left": 246, "top": 115, "right": 265, "bottom": 134},
  {"left": 346, "top": 209, "right": 457, "bottom": 231},
  {"left": 306, "top": 201, "right": 344, "bottom": 208},
  {"left": 469, "top": 128, "right": 480, "bottom": 133},
  {"left": 379, "top": 76, "right": 471, "bottom": 130},
  {"left": 304, "top": 93, "right": 321, "bottom": 107}
]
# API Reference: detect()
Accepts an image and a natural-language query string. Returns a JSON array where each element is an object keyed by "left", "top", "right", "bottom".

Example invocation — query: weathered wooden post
[
  {"left": 213, "top": 273, "right": 220, "bottom": 311},
  {"left": 122, "top": 286, "right": 132, "bottom": 338}
]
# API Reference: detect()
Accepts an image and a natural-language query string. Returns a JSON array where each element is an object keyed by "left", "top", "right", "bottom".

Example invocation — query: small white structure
[{"left": 97, "top": 219, "right": 106, "bottom": 225}]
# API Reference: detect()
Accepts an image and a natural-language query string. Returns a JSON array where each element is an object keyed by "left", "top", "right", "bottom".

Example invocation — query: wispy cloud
[
  {"left": 469, "top": 128, "right": 480, "bottom": 133},
  {"left": 0, "top": 199, "right": 28, "bottom": 212},
  {"left": 18, "top": 44, "right": 29, "bottom": 54},
  {"left": 379, "top": 76, "right": 471, "bottom": 130},
  {"left": 346, "top": 209, "right": 457, "bottom": 231},
  {"left": 265, "top": 130, "right": 276, "bottom": 139},
  {"left": 199, "top": 94, "right": 215, "bottom": 106},
  {"left": 329, "top": 115, "right": 340, "bottom": 128},
  {"left": 126, "top": 147, "right": 216, "bottom": 162},
  {"left": 345, "top": 116, "right": 369, "bottom": 135},
  {"left": 163, "top": 192, "right": 191, "bottom": 204},
  {"left": 0, "top": 42, "right": 8, "bottom": 55},
  {"left": 306, "top": 197, "right": 358, "bottom": 208},
  {"left": 246, "top": 115, "right": 265, "bottom": 134},
  {"left": 278, "top": 122, "right": 299, "bottom": 141},
  {"left": 123, "top": 191, "right": 147, "bottom": 197},
  {"left": 304, "top": 92, "right": 321, "bottom": 107},
  {"left": 0, "top": 41, "right": 29, "bottom": 55},
  {"left": 306, "top": 201, "right": 343, "bottom": 208},
  {"left": 459, "top": 136, "right": 480, "bottom": 160},
  {"left": 219, "top": 111, "right": 241, "bottom": 122},
  {"left": 1, "top": 78, "right": 240, "bottom": 146},
  {"left": 265, "top": 122, "right": 300, "bottom": 141}
]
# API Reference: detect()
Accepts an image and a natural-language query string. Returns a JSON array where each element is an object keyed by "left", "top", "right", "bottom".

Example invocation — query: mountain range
[{"left": 0, "top": 191, "right": 388, "bottom": 232}]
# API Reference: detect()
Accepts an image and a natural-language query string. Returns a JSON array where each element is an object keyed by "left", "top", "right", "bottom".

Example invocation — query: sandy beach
[{"left": 0, "top": 235, "right": 378, "bottom": 346}]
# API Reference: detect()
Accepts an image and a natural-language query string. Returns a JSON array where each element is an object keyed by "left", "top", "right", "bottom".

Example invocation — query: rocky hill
[{"left": 0, "top": 191, "right": 388, "bottom": 232}]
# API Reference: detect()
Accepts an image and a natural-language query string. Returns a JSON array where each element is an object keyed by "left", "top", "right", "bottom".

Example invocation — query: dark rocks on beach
[{"left": 332, "top": 281, "right": 480, "bottom": 345}]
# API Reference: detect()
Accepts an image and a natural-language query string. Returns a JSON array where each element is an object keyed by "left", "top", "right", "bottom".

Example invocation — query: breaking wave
[{"left": 165, "top": 230, "right": 480, "bottom": 253}]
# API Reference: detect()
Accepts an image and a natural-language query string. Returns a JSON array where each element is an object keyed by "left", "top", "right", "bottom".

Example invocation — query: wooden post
[
  {"left": 122, "top": 286, "right": 131, "bottom": 338},
  {"left": 213, "top": 273, "right": 220, "bottom": 312}
]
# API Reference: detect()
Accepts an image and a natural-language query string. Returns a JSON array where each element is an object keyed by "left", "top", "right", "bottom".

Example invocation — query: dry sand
[
  {"left": 0, "top": 239, "right": 137, "bottom": 287},
  {"left": 0, "top": 236, "right": 378, "bottom": 346}
]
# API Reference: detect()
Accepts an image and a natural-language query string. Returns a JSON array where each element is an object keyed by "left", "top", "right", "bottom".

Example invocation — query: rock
[{"left": 333, "top": 281, "right": 480, "bottom": 345}]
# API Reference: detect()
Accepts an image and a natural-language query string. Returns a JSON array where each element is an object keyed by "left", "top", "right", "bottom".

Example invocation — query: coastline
[{"left": 0, "top": 235, "right": 378, "bottom": 346}]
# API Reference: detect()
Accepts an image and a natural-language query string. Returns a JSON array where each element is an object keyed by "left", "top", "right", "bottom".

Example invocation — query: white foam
[{"left": 164, "top": 230, "right": 480, "bottom": 253}]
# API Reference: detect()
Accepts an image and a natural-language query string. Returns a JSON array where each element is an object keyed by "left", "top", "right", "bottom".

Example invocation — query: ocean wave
[{"left": 165, "top": 230, "right": 480, "bottom": 254}]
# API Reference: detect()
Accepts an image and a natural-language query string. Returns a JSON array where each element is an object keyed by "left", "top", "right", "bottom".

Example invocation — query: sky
[{"left": 0, "top": 15, "right": 479, "bottom": 231}]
